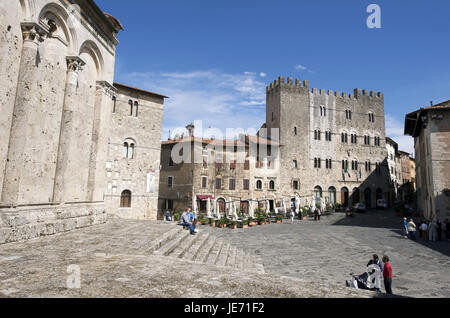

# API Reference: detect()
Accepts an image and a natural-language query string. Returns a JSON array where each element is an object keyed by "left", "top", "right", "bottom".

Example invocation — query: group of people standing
[
  {"left": 367, "top": 254, "right": 393, "bottom": 294},
  {"left": 403, "top": 217, "right": 450, "bottom": 242}
]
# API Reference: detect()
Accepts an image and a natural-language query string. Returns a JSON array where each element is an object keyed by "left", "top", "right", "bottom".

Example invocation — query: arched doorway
[
  {"left": 240, "top": 201, "right": 249, "bottom": 214},
  {"left": 120, "top": 190, "right": 132, "bottom": 208},
  {"left": 328, "top": 187, "right": 337, "bottom": 205},
  {"left": 314, "top": 186, "right": 323, "bottom": 205},
  {"left": 352, "top": 187, "right": 360, "bottom": 205},
  {"left": 341, "top": 187, "right": 349, "bottom": 207},
  {"left": 217, "top": 198, "right": 226, "bottom": 213},
  {"left": 364, "top": 188, "right": 372, "bottom": 208}
]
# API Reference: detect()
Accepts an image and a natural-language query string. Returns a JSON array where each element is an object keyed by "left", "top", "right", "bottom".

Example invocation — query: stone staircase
[{"left": 149, "top": 225, "right": 264, "bottom": 273}]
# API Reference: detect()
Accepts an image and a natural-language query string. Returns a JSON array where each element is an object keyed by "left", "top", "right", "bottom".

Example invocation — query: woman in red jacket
[{"left": 382, "top": 255, "right": 393, "bottom": 294}]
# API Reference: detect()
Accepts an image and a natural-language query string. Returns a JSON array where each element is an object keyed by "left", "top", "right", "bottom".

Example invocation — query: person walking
[
  {"left": 290, "top": 209, "right": 295, "bottom": 224},
  {"left": 382, "top": 255, "right": 393, "bottom": 295},
  {"left": 408, "top": 219, "right": 417, "bottom": 241},
  {"left": 444, "top": 219, "right": 450, "bottom": 241},
  {"left": 429, "top": 220, "right": 438, "bottom": 242},
  {"left": 403, "top": 217, "right": 409, "bottom": 238},
  {"left": 417, "top": 219, "right": 423, "bottom": 239},
  {"left": 367, "top": 254, "right": 383, "bottom": 292},
  {"left": 437, "top": 220, "right": 442, "bottom": 241},
  {"left": 420, "top": 221, "right": 428, "bottom": 240}
]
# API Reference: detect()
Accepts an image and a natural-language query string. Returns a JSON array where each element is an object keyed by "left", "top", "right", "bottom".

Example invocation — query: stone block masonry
[{"left": 0, "top": 203, "right": 106, "bottom": 245}]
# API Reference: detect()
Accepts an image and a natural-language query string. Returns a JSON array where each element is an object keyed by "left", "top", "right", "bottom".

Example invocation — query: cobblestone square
[
  {"left": 205, "top": 210, "right": 450, "bottom": 298},
  {"left": 0, "top": 211, "right": 448, "bottom": 298}
]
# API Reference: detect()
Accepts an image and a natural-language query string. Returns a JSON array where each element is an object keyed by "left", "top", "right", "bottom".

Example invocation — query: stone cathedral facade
[{"left": 0, "top": 0, "right": 165, "bottom": 244}]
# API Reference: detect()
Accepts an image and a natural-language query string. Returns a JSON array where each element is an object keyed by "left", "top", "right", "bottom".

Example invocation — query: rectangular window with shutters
[
  {"left": 215, "top": 178, "right": 222, "bottom": 190},
  {"left": 202, "top": 176, "right": 207, "bottom": 189},
  {"left": 243, "top": 179, "right": 250, "bottom": 190},
  {"left": 229, "top": 178, "right": 236, "bottom": 190},
  {"left": 244, "top": 160, "right": 250, "bottom": 170},
  {"left": 168, "top": 176, "right": 173, "bottom": 188}
]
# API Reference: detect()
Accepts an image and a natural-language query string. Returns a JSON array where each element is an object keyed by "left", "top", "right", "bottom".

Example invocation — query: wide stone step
[
  {"left": 153, "top": 228, "right": 191, "bottom": 256},
  {"left": 235, "top": 248, "right": 245, "bottom": 270},
  {"left": 194, "top": 235, "right": 217, "bottom": 263},
  {"left": 205, "top": 239, "right": 223, "bottom": 265},
  {"left": 169, "top": 230, "right": 202, "bottom": 259},
  {"left": 216, "top": 242, "right": 230, "bottom": 267},
  {"left": 148, "top": 226, "right": 182, "bottom": 254},
  {"left": 182, "top": 233, "right": 210, "bottom": 262},
  {"left": 225, "top": 246, "right": 237, "bottom": 267}
]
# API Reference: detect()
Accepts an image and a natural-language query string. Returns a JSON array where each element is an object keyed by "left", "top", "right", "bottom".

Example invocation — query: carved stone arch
[
  {"left": 38, "top": 2, "right": 77, "bottom": 53},
  {"left": 78, "top": 40, "right": 104, "bottom": 80}
]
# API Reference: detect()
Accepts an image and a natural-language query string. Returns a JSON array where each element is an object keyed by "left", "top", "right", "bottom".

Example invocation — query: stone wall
[
  {"left": 0, "top": 203, "right": 106, "bottom": 244},
  {"left": 429, "top": 109, "right": 450, "bottom": 220},
  {"left": 104, "top": 84, "right": 165, "bottom": 220},
  {"left": 0, "top": 0, "right": 121, "bottom": 244},
  {"left": 266, "top": 77, "right": 393, "bottom": 208}
]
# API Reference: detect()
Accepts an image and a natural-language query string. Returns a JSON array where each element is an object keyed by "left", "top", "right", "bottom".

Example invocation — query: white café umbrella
[
  {"left": 295, "top": 195, "right": 300, "bottom": 214},
  {"left": 266, "top": 200, "right": 270, "bottom": 214},
  {"left": 206, "top": 197, "right": 212, "bottom": 218},
  {"left": 192, "top": 194, "right": 198, "bottom": 217},
  {"left": 232, "top": 200, "right": 238, "bottom": 220},
  {"left": 249, "top": 200, "right": 255, "bottom": 218}
]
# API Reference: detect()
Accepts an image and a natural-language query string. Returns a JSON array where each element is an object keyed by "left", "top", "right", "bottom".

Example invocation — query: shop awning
[{"left": 197, "top": 195, "right": 214, "bottom": 201}]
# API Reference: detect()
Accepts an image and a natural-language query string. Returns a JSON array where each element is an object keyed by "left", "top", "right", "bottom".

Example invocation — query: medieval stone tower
[{"left": 265, "top": 76, "right": 393, "bottom": 208}]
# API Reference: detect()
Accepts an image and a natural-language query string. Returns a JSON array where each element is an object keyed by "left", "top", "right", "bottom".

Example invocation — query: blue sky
[{"left": 96, "top": 0, "right": 450, "bottom": 155}]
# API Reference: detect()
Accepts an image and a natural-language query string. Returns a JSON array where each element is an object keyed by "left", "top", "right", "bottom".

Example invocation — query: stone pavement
[
  {"left": 204, "top": 210, "right": 450, "bottom": 298},
  {"left": 0, "top": 216, "right": 374, "bottom": 298},
  {"left": 1, "top": 211, "right": 447, "bottom": 298}
]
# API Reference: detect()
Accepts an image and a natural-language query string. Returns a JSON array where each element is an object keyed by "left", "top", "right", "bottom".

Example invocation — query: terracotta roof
[
  {"left": 405, "top": 99, "right": 450, "bottom": 137},
  {"left": 114, "top": 82, "right": 168, "bottom": 99}
]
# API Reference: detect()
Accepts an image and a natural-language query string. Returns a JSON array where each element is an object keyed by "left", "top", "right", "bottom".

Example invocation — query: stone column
[
  {"left": 52, "top": 56, "right": 86, "bottom": 203},
  {"left": 87, "top": 81, "right": 115, "bottom": 202},
  {"left": 1, "top": 23, "right": 49, "bottom": 206}
]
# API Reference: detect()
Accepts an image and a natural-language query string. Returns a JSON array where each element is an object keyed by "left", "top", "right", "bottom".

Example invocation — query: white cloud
[
  {"left": 385, "top": 114, "right": 415, "bottom": 156},
  {"left": 122, "top": 70, "right": 267, "bottom": 140},
  {"left": 295, "top": 64, "right": 307, "bottom": 70},
  {"left": 259, "top": 72, "right": 267, "bottom": 78}
]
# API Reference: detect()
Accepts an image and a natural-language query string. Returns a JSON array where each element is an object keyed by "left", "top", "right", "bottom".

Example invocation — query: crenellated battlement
[
  {"left": 266, "top": 76, "right": 383, "bottom": 100},
  {"left": 266, "top": 76, "right": 309, "bottom": 93}
]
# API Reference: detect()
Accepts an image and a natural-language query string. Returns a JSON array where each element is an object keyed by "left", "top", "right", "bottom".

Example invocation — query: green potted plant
[
  {"left": 248, "top": 217, "right": 255, "bottom": 227},
  {"left": 240, "top": 219, "right": 249, "bottom": 229},
  {"left": 210, "top": 218, "right": 217, "bottom": 228},
  {"left": 229, "top": 220, "right": 237, "bottom": 229},
  {"left": 201, "top": 216, "right": 209, "bottom": 225},
  {"left": 174, "top": 213, "right": 181, "bottom": 222},
  {"left": 276, "top": 215, "right": 283, "bottom": 223},
  {"left": 258, "top": 216, "right": 266, "bottom": 225},
  {"left": 218, "top": 217, "right": 228, "bottom": 228}
]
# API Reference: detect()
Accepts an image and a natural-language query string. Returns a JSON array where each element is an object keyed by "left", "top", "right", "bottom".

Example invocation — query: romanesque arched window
[
  {"left": 128, "top": 100, "right": 133, "bottom": 116},
  {"left": 269, "top": 180, "right": 275, "bottom": 190},
  {"left": 120, "top": 190, "right": 132, "bottom": 208},
  {"left": 123, "top": 138, "right": 136, "bottom": 159},
  {"left": 134, "top": 101, "right": 139, "bottom": 117},
  {"left": 256, "top": 180, "right": 263, "bottom": 190}
]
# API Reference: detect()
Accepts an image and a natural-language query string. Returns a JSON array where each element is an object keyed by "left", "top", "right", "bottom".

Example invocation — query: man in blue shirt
[
  {"left": 181, "top": 208, "right": 196, "bottom": 235},
  {"left": 403, "top": 217, "right": 408, "bottom": 238}
]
